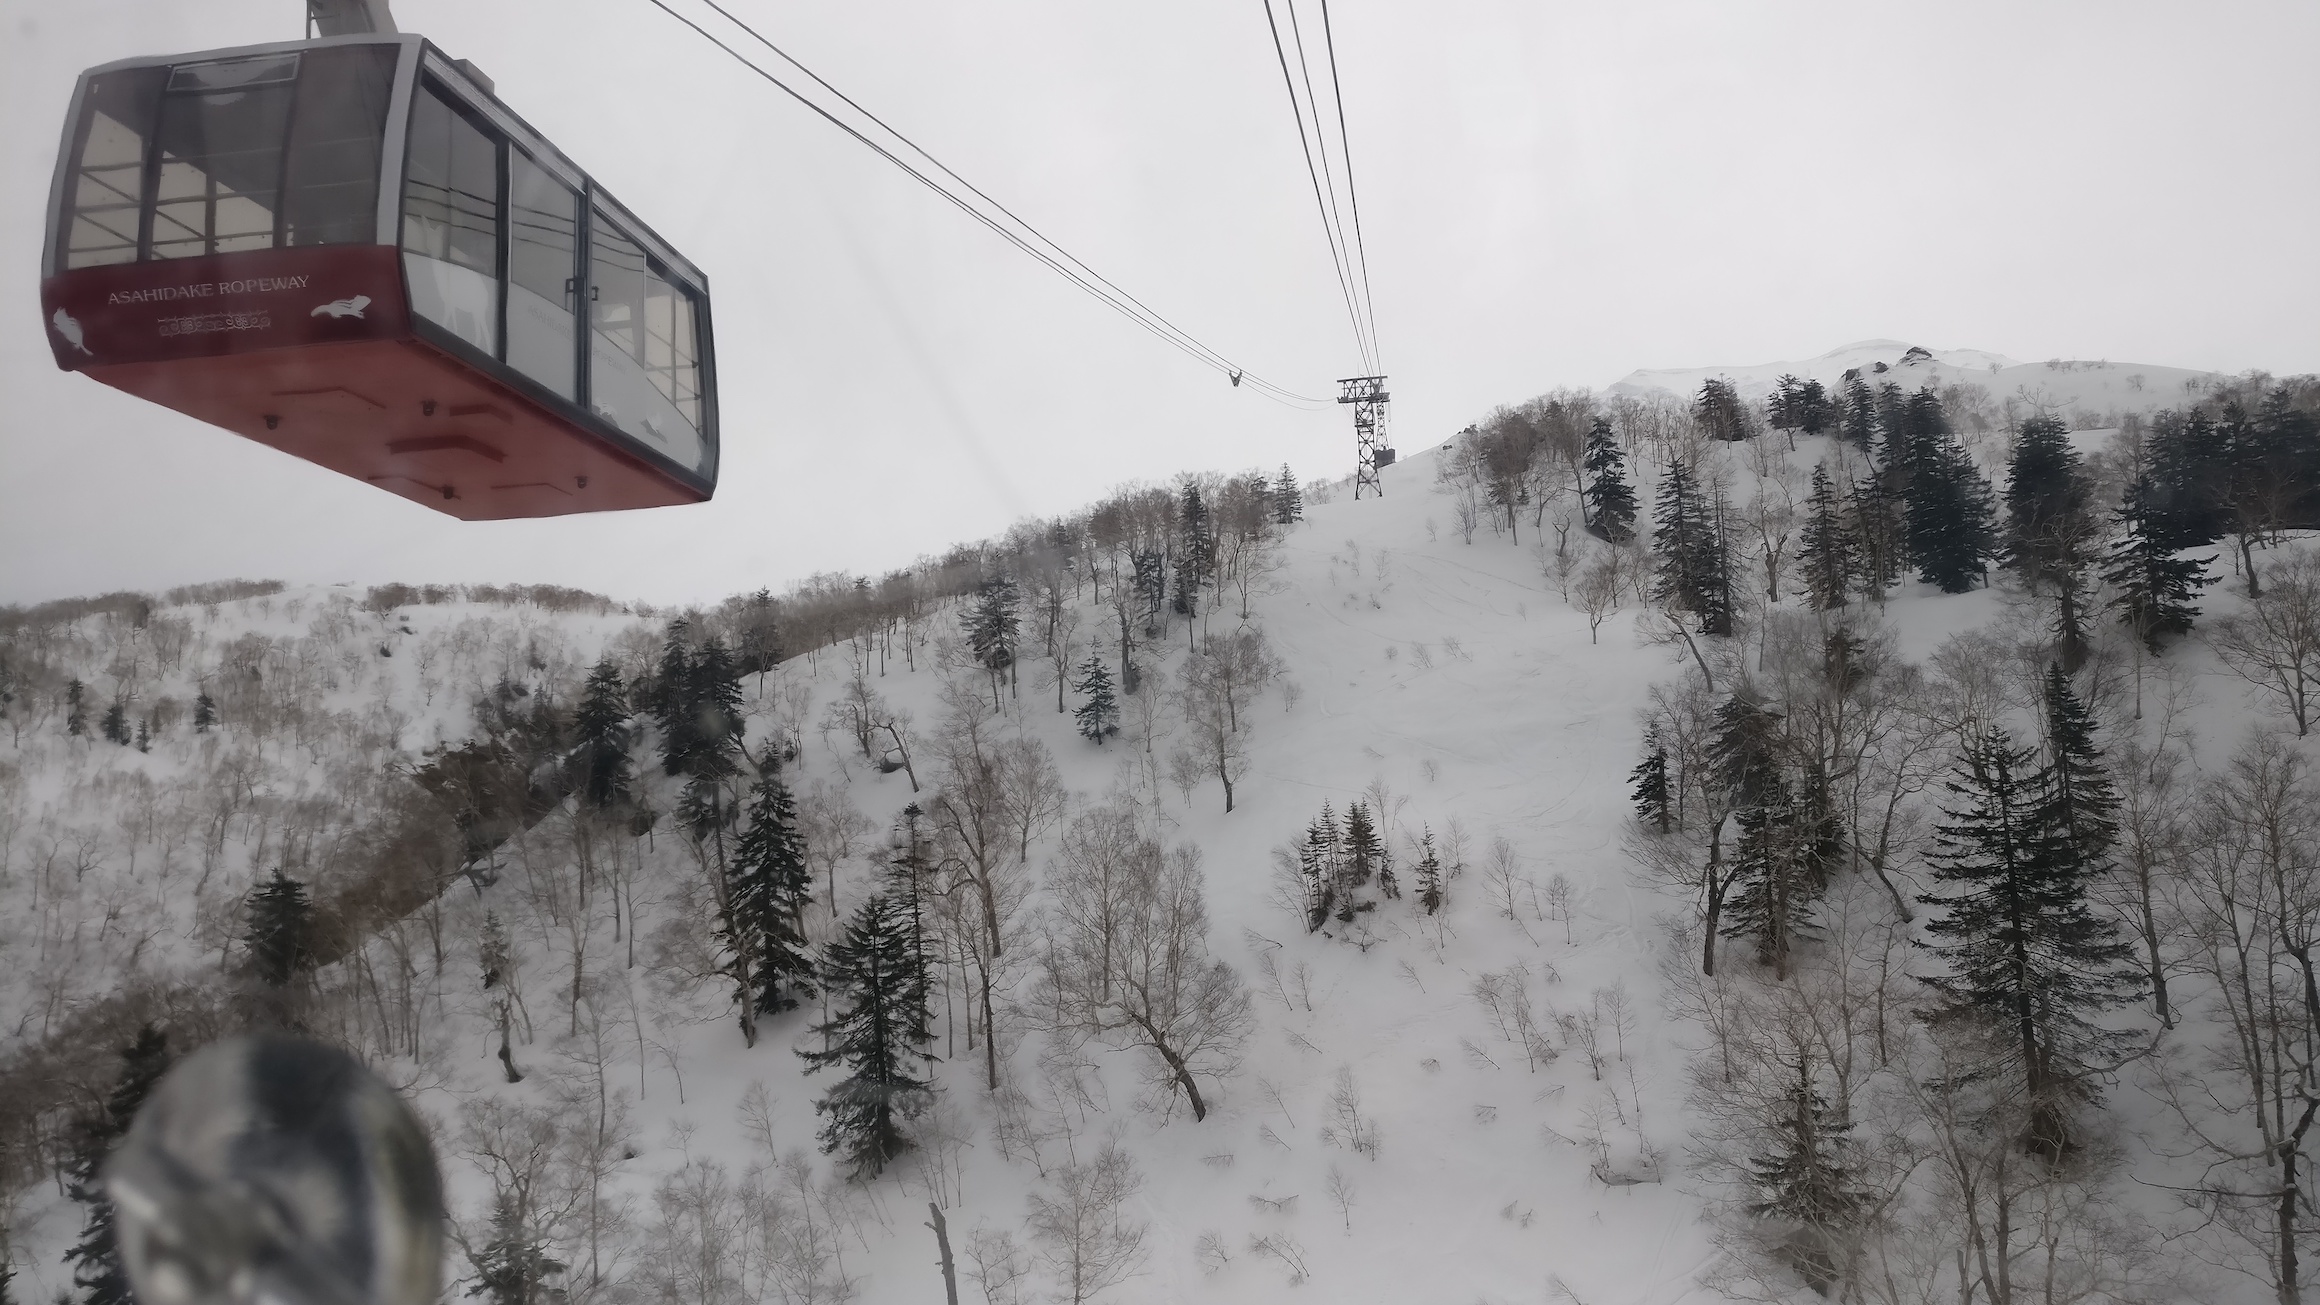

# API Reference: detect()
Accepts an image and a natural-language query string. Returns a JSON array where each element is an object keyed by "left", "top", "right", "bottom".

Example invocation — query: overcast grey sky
[{"left": 3, "top": 0, "right": 2314, "bottom": 607}]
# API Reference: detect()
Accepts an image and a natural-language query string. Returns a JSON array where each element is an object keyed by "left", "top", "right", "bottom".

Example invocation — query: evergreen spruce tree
[
  {"left": 2037, "top": 664, "right": 2120, "bottom": 861},
  {"left": 1838, "top": 376, "right": 1876, "bottom": 454},
  {"left": 1695, "top": 377, "right": 1748, "bottom": 441},
  {"left": 1412, "top": 828, "right": 1445, "bottom": 915},
  {"left": 1306, "top": 803, "right": 1345, "bottom": 929},
  {"left": 1131, "top": 550, "right": 1167, "bottom": 636},
  {"left": 244, "top": 868, "right": 315, "bottom": 990},
  {"left": 1710, "top": 694, "right": 1822, "bottom": 974},
  {"left": 1343, "top": 802, "right": 1382, "bottom": 889},
  {"left": 2145, "top": 409, "right": 2229, "bottom": 550},
  {"left": 1629, "top": 727, "right": 1672, "bottom": 833},
  {"left": 1797, "top": 464, "right": 1857, "bottom": 611},
  {"left": 1652, "top": 461, "right": 1733, "bottom": 636},
  {"left": 2004, "top": 415, "right": 2088, "bottom": 578},
  {"left": 1917, "top": 729, "right": 2141, "bottom": 1153},
  {"left": 134, "top": 715, "right": 150, "bottom": 753},
  {"left": 1745, "top": 1057, "right": 1866, "bottom": 1297},
  {"left": 690, "top": 638, "right": 746, "bottom": 762},
  {"left": 1582, "top": 416, "right": 1638, "bottom": 542},
  {"left": 1900, "top": 398, "right": 1996, "bottom": 592},
  {"left": 192, "top": 688, "right": 216, "bottom": 733},
  {"left": 66, "top": 679, "right": 87, "bottom": 737},
  {"left": 1296, "top": 818, "right": 1333, "bottom": 932},
  {"left": 466, "top": 1193, "right": 564, "bottom": 1305},
  {"left": 1847, "top": 473, "right": 1903, "bottom": 600},
  {"left": 730, "top": 767, "right": 817, "bottom": 1016},
  {"left": 2008, "top": 415, "right": 2097, "bottom": 666},
  {"left": 572, "top": 659, "right": 632, "bottom": 813},
  {"left": 1072, "top": 655, "right": 1118, "bottom": 744},
  {"left": 2101, "top": 474, "right": 2213, "bottom": 653},
  {"left": 1795, "top": 378, "right": 1834, "bottom": 438},
  {"left": 798, "top": 894, "right": 935, "bottom": 1179},
  {"left": 1174, "top": 485, "right": 1215, "bottom": 616},
  {"left": 101, "top": 699, "right": 130, "bottom": 745},
  {"left": 1273, "top": 464, "right": 1304, "bottom": 525},
  {"left": 64, "top": 1025, "right": 173, "bottom": 1305},
  {"left": 1768, "top": 374, "right": 1808, "bottom": 438},
  {"left": 967, "top": 575, "right": 1022, "bottom": 694},
  {"left": 652, "top": 621, "right": 697, "bottom": 776}
]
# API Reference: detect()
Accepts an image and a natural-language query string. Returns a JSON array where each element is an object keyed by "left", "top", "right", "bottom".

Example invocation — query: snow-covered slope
[
  {"left": 1609, "top": 338, "right": 2229, "bottom": 425},
  {"left": 9, "top": 405, "right": 2315, "bottom": 1304}
]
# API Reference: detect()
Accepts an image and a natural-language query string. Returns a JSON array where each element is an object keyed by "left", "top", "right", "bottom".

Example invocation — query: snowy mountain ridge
[{"left": 1609, "top": 338, "right": 2232, "bottom": 428}]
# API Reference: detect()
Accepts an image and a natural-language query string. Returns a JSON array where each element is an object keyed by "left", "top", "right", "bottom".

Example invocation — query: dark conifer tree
[
  {"left": 2038, "top": 665, "right": 2119, "bottom": 860},
  {"left": 1629, "top": 726, "right": 1672, "bottom": 833},
  {"left": 467, "top": 1194, "right": 565, "bottom": 1305},
  {"left": 1412, "top": 828, "right": 1445, "bottom": 915},
  {"left": 1343, "top": 802, "right": 1382, "bottom": 890},
  {"left": 101, "top": 699, "right": 130, "bottom": 745},
  {"left": 1797, "top": 464, "right": 1857, "bottom": 611},
  {"left": 689, "top": 638, "right": 746, "bottom": 760},
  {"left": 736, "top": 587, "right": 783, "bottom": 686},
  {"left": 1838, "top": 376, "right": 1876, "bottom": 454},
  {"left": 2101, "top": 475, "right": 2213, "bottom": 653},
  {"left": 1582, "top": 416, "right": 1638, "bottom": 542},
  {"left": 1695, "top": 377, "right": 1748, "bottom": 442},
  {"left": 572, "top": 659, "right": 633, "bottom": 813},
  {"left": 1746, "top": 1058, "right": 1866, "bottom": 1297},
  {"left": 1072, "top": 655, "right": 1118, "bottom": 744},
  {"left": 64, "top": 1025, "right": 173, "bottom": 1305},
  {"left": 134, "top": 715, "right": 150, "bottom": 753},
  {"left": 1130, "top": 549, "right": 1168, "bottom": 637},
  {"left": 66, "top": 678, "right": 87, "bottom": 737},
  {"left": 1795, "top": 378, "right": 1834, "bottom": 438},
  {"left": 730, "top": 766, "right": 817, "bottom": 1016},
  {"left": 1901, "top": 408, "right": 1996, "bottom": 593},
  {"left": 190, "top": 688, "right": 215, "bottom": 733},
  {"left": 1768, "top": 375, "right": 1807, "bottom": 437},
  {"left": 2007, "top": 415, "right": 2097, "bottom": 666},
  {"left": 798, "top": 893, "right": 936, "bottom": 1179},
  {"left": 1847, "top": 473, "right": 1902, "bottom": 600},
  {"left": 652, "top": 621, "right": 697, "bottom": 776},
  {"left": 244, "top": 868, "right": 315, "bottom": 989},
  {"left": 2145, "top": 409, "right": 2229, "bottom": 550},
  {"left": 1706, "top": 693, "right": 1795, "bottom": 967},
  {"left": 1653, "top": 461, "right": 1733, "bottom": 635},
  {"left": 1296, "top": 821, "right": 1332, "bottom": 932},
  {"left": 1917, "top": 730, "right": 2141, "bottom": 1153},
  {"left": 967, "top": 576, "right": 1022, "bottom": 696},
  {"left": 1174, "top": 485, "right": 1215, "bottom": 616},
  {"left": 2005, "top": 415, "right": 2088, "bottom": 577},
  {"left": 1273, "top": 464, "right": 1304, "bottom": 525}
]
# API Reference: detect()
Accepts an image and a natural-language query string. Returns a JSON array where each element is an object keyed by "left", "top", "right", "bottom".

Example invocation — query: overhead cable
[
  {"left": 1284, "top": 0, "right": 1373, "bottom": 372},
  {"left": 1318, "top": 0, "right": 1381, "bottom": 370},
  {"left": 1261, "top": 0, "right": 1374, "bottom": 375},
  {"left": 643, "top": 0, "right": 1330, "bottom": 408}
]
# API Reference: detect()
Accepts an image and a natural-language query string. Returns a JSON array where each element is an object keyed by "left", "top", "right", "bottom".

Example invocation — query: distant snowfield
[{"left": 1609, "top": 337, "right": 2229, "bottom": 426}]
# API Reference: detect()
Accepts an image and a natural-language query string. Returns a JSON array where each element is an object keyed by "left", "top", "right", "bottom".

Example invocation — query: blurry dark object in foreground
[{"left": 104, "top": 1035, "right": 443, "bottom": 1305}]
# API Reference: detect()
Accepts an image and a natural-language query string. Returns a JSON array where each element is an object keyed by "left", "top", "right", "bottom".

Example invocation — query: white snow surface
[{"left": 3, "top": 425, "right": 2304, "bottom": 1305}]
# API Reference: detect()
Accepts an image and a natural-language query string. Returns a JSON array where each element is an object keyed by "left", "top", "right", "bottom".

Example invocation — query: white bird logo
[
  {"left": 311, "top": 295, "right": 371, "bottom": 320},
  {"left": 52, "top": 308, "right": 92, "bottom": 355}
]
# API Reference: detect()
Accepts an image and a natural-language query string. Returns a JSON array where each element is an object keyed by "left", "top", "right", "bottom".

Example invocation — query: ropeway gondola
[{"left": 39, "top": 0, "right": 718, "bottom": 519}]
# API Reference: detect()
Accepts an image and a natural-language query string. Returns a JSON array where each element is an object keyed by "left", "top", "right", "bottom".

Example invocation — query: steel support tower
[{"left": 1338, "top": 375, "right": 1391, "bottom": 499}]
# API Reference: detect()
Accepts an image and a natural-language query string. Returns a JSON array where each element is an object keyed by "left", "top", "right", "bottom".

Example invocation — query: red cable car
[{"left": 39, "top": 12, "right": 718, "bottom": 519}]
